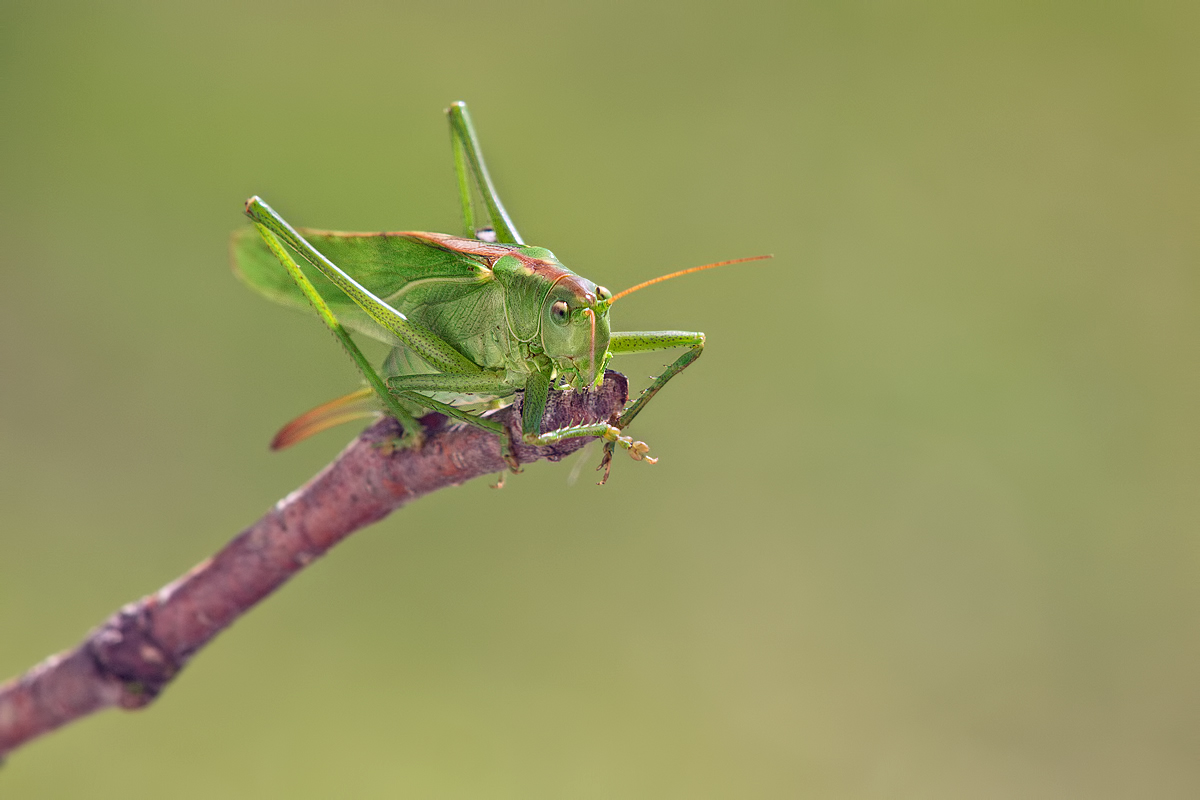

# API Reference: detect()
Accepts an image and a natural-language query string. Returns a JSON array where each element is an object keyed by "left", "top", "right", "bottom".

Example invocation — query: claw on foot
[
  {"left": 595, "top": 426, "right": 656, "bottom": 484},
  {"left": 627, "top": 439, "right": 656, "bottom": 463},
  {"left": 599, "top": 425, "right": 656, "bottom": 462}
]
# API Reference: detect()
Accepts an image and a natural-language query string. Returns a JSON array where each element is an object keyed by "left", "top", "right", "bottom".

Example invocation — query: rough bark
[{"left": 0, "top": 372, "right": 628, "bottom": 759}]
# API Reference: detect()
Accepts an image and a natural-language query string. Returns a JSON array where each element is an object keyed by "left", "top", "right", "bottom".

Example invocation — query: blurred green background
[{"left": 2, "top": 1, "right": 1198, "bottom": 797}]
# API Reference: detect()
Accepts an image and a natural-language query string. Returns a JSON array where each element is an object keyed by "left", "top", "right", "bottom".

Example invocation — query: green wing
[{"left": 231, "top": 227, "right": 494, "bottom": 345}]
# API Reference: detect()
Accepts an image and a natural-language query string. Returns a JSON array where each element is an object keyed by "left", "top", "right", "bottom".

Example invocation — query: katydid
[{"left": 232, "top": 102, "right": 767, "bottom": 483}]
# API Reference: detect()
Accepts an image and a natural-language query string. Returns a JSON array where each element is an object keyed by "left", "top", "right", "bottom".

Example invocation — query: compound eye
[
  {"left": 597, "top": 286, "right": 612, "bottom": 302},
  {"left": 550, "top": 300, "right": 570, "bottom": 325}
]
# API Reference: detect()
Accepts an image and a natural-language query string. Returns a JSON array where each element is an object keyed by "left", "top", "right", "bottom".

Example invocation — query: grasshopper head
[{"left": 540, "top": 277, "right": 612, "bottom": 389}]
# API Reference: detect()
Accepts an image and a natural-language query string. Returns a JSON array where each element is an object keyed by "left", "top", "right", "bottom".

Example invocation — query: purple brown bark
[{"left": 0, "top": 372, "right": 628, "bottom": 759}]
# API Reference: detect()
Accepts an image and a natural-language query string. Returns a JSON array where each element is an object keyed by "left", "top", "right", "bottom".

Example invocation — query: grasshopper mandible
[{"left": 233, "top": 102, "right": 766, "bottom": 483}]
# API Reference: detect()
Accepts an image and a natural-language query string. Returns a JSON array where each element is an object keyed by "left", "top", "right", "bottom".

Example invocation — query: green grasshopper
[{"left": 233, "top": 102, "right": 766, "bottom": 483}]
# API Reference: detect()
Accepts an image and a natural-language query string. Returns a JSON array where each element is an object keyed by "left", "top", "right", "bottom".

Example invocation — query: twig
[{"left": 0, "top": 372, "right": 629, "bottom": 759}]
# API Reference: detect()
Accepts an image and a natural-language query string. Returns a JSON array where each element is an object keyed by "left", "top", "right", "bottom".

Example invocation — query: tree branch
[{"left": 0, "top": 372, "right": 629, "bottom": 759}]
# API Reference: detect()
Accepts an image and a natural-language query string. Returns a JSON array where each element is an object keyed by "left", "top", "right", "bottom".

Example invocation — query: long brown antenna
[{"left": 607, "top": 255, "right": 773, "bottom": 305}]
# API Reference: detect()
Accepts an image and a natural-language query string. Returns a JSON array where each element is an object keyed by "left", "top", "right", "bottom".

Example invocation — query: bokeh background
[{"left": 2, "top": 1, "right": 1198, "bottom": 797}]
